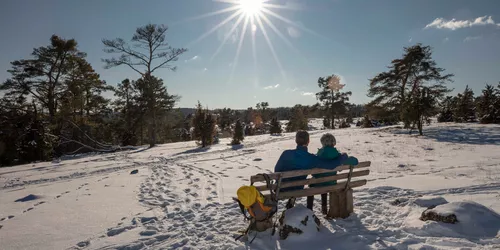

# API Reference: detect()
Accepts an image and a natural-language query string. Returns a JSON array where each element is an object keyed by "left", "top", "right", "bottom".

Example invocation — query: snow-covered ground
[{"left": 1, "top": 121, "right": 499, "bottom": 249}]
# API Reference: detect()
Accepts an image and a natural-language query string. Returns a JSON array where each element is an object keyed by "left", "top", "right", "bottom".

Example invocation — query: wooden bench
[{"left": 250, "top": 161, "right": 371, "bottom": 219}]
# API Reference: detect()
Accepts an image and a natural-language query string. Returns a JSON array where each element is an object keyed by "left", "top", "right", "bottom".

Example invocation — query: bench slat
[
  {"left": 251, "top": 161, "right": 371, "bottom": 183},
  {"left": 255, "top": 169, "right": 370, "bottom": 191},
  {"left": 265, "top": 179, "right": 367, "bottom": 200}
]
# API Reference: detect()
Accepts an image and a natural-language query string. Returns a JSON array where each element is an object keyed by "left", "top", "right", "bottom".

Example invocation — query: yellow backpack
[
  {"left": 234, "top": 173, "right": 281, "bottom": 243},
  {"left": 236, "top": 185, "right": 275, "bottom": 221}
]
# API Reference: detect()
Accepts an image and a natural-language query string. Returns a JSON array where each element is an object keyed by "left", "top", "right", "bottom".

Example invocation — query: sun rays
[{"left": 184, "top": 0, "right": 316, "bottom": 84}]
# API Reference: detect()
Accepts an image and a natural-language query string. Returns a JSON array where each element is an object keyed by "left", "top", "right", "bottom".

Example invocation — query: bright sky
[{"left": 1, "top": 0, "right": 499, "bottom": 109}]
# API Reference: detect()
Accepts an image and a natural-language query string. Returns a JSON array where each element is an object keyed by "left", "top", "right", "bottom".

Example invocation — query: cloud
[
  {"left": 287, "top": 26, "right": 301, "bottom": 38},
  {"left": 443, "top": 37, "right": 449, "bottom": 43},
  {"left": 263, "top": 84, "right": 280, "bottom": 90},
  {"left": 184, "top": 55, "right": 200, "bottom": 63},
  {"left": 301, "top": 92, "right": 315, "bottom": 97},
  {"left": 286, "top": 87, "right": 299, "bottom": 92},
  {"left": 464, "top": 35, "right": 482, "bottom": 42},
  {"left": 203, "top": 68, "right": 208, "bottom": 71},
  {"left": 409, "top": 37, "right": 413, "bottom": 43},
  {"left": 425, "top": 15, "right": 499, "bottom": 30}
]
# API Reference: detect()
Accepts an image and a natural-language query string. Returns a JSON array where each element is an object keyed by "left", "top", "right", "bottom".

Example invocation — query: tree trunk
[
  {"left": 418, "top": 118, "right": 423, "bottom": 135},
  {"left": 149, "top": 112, "right": 156, "bottom": 147}
]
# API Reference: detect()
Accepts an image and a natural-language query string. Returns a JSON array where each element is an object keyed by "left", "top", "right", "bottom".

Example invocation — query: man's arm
[{"left": 306, "top": 153, "right": 358, "bottom": 169}]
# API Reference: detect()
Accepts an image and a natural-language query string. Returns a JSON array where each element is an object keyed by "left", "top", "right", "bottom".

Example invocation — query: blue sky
[{"left": 1, "top": 0, "right": 499, "bottom": 109}]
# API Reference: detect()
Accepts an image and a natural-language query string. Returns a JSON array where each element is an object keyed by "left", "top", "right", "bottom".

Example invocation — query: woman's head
[{"left": 320, "top": 133, "right": 336, "bottom": 147}]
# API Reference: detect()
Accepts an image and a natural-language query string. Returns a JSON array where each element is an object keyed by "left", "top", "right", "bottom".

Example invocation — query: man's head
[{"left": 295, "top": 130, "right": 310, "bottom": 146}]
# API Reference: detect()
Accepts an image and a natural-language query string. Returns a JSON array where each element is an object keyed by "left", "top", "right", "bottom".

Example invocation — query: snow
[
  {"left": 0, "top": 121, "right": 499, "bottom": 249},
  {"left": 408, "top": 201, "right": 500, "bottom": 238}
]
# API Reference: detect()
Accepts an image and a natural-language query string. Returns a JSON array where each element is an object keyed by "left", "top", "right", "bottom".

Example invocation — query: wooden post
[
  {"left": 338, "top": 191, "right": 348, "bottom": 218},
  {"left": 346, "top": 188, "right": 354, "bottom": 214},
  {"left": 328, "top": 191, "right": 340, "bottom": 218}
]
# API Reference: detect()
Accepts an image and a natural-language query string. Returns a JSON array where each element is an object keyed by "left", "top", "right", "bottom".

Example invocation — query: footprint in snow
[{"left": 34, "top": 201, "right": 45, "bottom": 206}]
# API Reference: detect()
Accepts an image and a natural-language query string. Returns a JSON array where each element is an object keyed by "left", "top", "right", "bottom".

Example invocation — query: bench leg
[
  {"left": 328, "top": 192, "right": 340, "bottom": 218},
  {"left": 338, "top": 191, "right": 348, "bottom": 218},
  {"left": 328, "top": 189, "right": 354, "bottom": 219},
  {"left": 346, "top": 188, "right": 354, "bottom": 214}
]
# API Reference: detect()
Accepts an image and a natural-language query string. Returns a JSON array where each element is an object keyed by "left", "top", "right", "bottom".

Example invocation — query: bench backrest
[{"left": 251, "top": 161, "right": 371, "bottom": 200}]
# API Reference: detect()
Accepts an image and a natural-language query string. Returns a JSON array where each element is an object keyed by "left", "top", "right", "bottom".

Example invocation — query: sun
[{"left": 238, "top": 0, "right": 264, "bottom": 16}]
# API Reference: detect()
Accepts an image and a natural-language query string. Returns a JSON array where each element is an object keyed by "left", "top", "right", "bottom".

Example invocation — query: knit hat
[{"left": 320, "top": 133, "right": 336, "bottom": 147}]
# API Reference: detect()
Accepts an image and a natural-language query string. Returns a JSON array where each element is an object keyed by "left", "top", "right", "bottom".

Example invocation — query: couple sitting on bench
[{"left": 274, "top": 130, "right": 358, "bottom": 214}]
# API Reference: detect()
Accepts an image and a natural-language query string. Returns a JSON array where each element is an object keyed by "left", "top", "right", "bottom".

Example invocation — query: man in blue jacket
[{"left": 274, "top": 130, "right": 358, "bottom": 208}]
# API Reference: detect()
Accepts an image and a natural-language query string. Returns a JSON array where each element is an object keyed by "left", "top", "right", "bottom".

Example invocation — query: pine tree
[
  {"left": 269, "top": 117, "right": 282, "bottom": 135},
  {"left": 316, "top": 75, "right": 352, "bottom": 128},
  {"left": 0, "top": 35, "right": 86, "bottom": 119},
  {"left": 437, "top": 96, "right": 454, "bottom": 122},
  {"left": 454, "top": 85, "right": 476, "bottom": 122},
  {"left": 102, "top": 24, "right": 186, "bottom": 147},
  {"left": 286, "top": 105, "right": 308, "bottom": 132},
  {"left": 232, "top": 119, "right": 244, "bottom": 145},
  {"left": 368, "top": 44, "right": 453, "bottom": 133},
  {"left": 192, "top": 102, "right": 216, "bottom": 147},
  {"left": 476, "top": 84, "right": 498, "bottom": 124},
  {"left": 256, "top": 102, "right": 270, "bottom": 124},
  {"left": 362, "top": 115, "right": 373, "bottom": 128}
]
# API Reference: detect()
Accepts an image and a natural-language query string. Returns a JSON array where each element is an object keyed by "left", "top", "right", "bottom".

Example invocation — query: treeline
[
  {"left": 437, "top": 84, "right": 500, "bottom": 124},
  {"left": 364, "top": 43, "right": 499, "bottom": 135},
  {"left": 0, "top": 24, "right": 188, "bottom": 166}
]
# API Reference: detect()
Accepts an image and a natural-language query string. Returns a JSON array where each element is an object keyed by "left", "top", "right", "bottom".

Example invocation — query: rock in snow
[
  {"left": 130, "top": 169, "right": 139, "bottom": 175},
  {"left": 279, "top": 204, "right": 321, "bottom": 240},
  {"left": 419, "top": 201, "right": 500, "bottom": 238}
]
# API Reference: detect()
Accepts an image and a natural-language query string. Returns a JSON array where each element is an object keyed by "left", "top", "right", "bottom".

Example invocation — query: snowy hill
[{"left": 0, "top": 122, "right": 499, "bottom": 249}]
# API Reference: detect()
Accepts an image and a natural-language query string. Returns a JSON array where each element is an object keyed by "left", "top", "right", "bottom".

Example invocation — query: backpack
[{"left": 233, "top": 173, "right": 282, "bottom": 242}]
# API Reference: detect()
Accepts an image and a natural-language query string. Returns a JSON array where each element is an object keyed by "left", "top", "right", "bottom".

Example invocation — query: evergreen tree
[
  {"left": 316, "top": 75, "right": 352, "bottom": 128},
  {"left": 0, "top": 35, "right": 86, "bottom": 119},
  {"left": 113, "top": 79, "right": 140, "bottom": 145},
  {"left": 454, "top": 85, "right": 476, "bottom": 122},
  {"left": 218, "top": 108, "right": 235, "bottom": 131},
  {"left": 256, "top": 102, "right": 270, "bottom": 123},
  {"left": 232, "top": 119, "right": 244, "bottom": 145},
  {"left": 102, "top": 24, "right": 186, "bottom": 147},
  {"left": 192, "top": 102, "right": 216, "bottom": 147},
  {"left": 269, "top": 117, "right": 282, "bottom": 135},
  {"left": 286, "top": 105, "right": 308, "bottom": 132},
  {"left": 437, "top": 96, "right": 455, "bottom": 122},
  {"left": 403, "top": 87, "right": 439, "bottom": 134},
  {"left": 362, "top": 114, "right": 373, "bottom": 128},
  {"left": 476, "top": 84, "right": 498, "bottom": 124},
  {"left": 368, "top": 44, "right": 453, "bottom": 133}
]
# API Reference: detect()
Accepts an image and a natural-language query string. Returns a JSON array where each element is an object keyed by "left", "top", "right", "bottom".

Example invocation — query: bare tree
[{"left": 102, "top": 24, "right": 187, "bottom": 147}]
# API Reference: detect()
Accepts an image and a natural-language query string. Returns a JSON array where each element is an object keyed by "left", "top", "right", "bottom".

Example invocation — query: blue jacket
[{"left": 274, "top": 146, "right": 359, "bottom": 192}]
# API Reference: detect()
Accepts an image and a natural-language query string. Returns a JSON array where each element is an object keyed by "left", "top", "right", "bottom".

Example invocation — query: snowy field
[{"left": 1, "top": 120, "right": 499, "bottom": 249}]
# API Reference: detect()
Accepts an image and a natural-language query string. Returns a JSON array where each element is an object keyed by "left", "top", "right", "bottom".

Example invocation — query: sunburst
[{"left": 183, "top": 0, "right": 318, "bottom": 84}]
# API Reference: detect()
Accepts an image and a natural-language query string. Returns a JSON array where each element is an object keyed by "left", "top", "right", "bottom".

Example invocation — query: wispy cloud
[
  {"left": 443, "top": 37, "right": 449, "bottom": 43},
  {"left": 409, "top": 37, "right": 413, "bottom": 43},
  {"left": 203, "top": 68, "right": 208, "bottom": 71},
  {"left": 286, "top": 87, "right": 299, "bottom": 92},
  {"left": 301, "top": 92, "right": 315, "bottom": 97},
  {"left": 263, "top": 84, "right": 280, "bottom": 90},
  {"left": 425, "top": 16, "right": 499, "bottom": 30},
  {"left": 464, "top": 35, "right": 482, "bottom": 42},
  {"left": 185, "top": 55, "right": 200, "bottom": 63}
]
